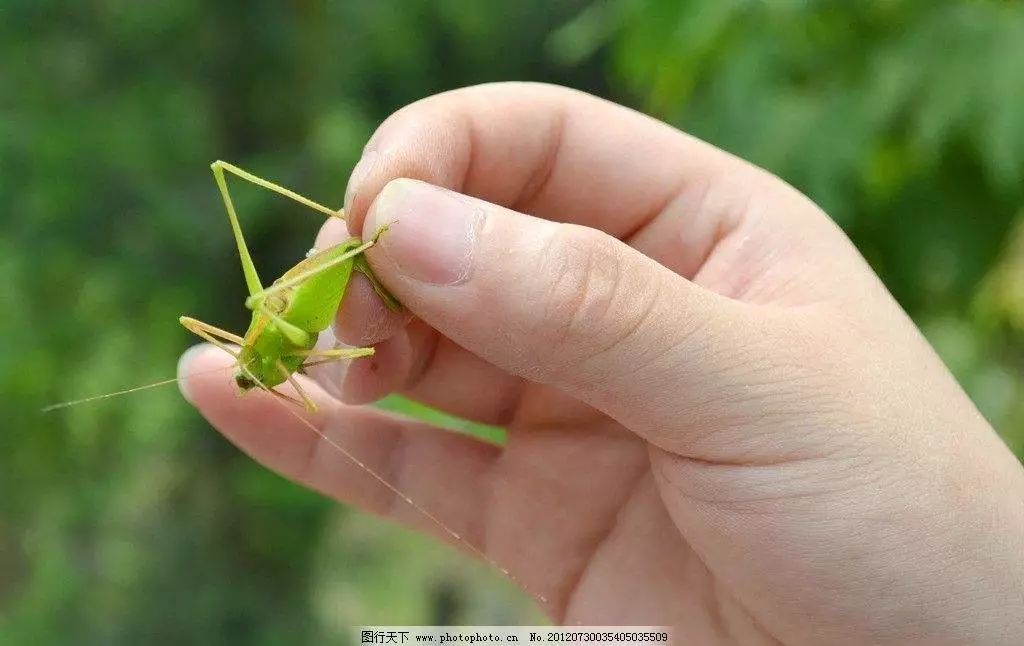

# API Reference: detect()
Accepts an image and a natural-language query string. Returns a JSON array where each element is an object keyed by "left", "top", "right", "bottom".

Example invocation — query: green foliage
[{"left": 2, "top": 1, "right": 1022, "bottom": 643}]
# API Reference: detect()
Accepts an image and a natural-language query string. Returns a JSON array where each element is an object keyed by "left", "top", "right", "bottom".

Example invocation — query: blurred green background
[{"left": 3, "top": 0, "right": 1023, "bottom": 643}]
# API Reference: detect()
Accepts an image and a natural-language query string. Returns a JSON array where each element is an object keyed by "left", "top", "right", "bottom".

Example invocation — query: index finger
[
  {"left": 324, "top": 82, "right": 835, "bottom": 411},
  {"left": 343, "top": 82, "right": 771, "bottom": 261}
]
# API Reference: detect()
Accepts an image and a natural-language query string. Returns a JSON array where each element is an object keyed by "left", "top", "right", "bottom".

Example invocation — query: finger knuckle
[{"left": 533, "top": 224, "right": 637, "bottom": 356}]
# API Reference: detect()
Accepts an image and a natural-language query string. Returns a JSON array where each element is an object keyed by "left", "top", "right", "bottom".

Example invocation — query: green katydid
[
  {"left": 178, "top": 160, "right": 399, "bottom": 412},
  {"left": 42, "top": 161, "right": 546, "bottom": 607},
  {"left": 42, "top": 160, "right": 394, "bottom": 412}
]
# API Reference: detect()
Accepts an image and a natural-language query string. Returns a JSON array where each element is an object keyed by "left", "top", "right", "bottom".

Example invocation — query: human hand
[{"left": 179, "top": 83, "right": 1024, "bottom": 644}]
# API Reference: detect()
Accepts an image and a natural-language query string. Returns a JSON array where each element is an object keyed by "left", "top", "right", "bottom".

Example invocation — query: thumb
[{"left": 362, "top": 178, "right": 781, "bottom": 451}]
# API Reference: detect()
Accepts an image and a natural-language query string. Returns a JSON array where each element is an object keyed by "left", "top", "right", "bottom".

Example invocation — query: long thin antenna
[{"left": 40, "top": 365, "right": 233, "bottom": 413}]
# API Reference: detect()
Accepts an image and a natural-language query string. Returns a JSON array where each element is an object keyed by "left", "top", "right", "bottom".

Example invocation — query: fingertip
[
  {"left": 174, "top": 342, "right": 253, "bottom": 421},
  {"left": 177, "top": 343, "right": 232, "bottom": 405},
  {"left": 176, "top": 344, "right": 203, "bottom": 403},
  {"left": 362, "top": 179, "right": 485, "bottom": 287}
]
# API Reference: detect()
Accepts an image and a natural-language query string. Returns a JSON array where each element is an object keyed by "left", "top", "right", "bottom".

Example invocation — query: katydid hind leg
[
  {"left": 212, "top": 160, "right": 341, "bottom": 220},
  {"left": 211, "top": 161, "right": 344, "bottom": 300},
  {"left": 211, "top": 162, "right": 264, "bottom": 299}
]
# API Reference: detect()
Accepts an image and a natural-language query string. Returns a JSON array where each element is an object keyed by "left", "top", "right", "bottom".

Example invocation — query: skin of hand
[{"left": 178, "top": 83, "right": 1024, "bottom": 644}]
